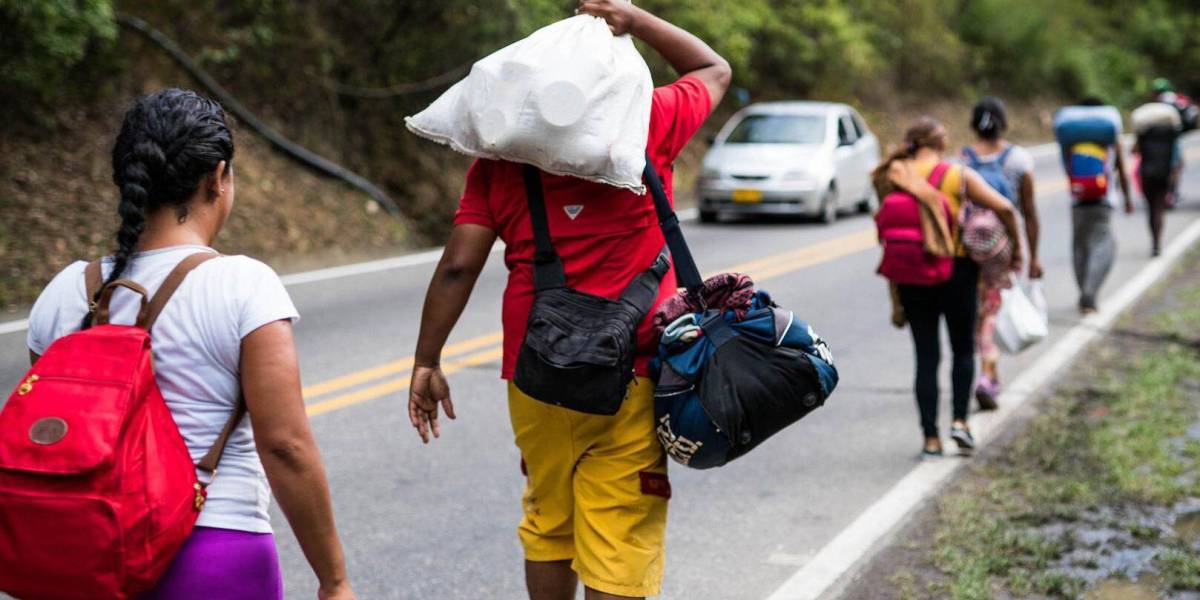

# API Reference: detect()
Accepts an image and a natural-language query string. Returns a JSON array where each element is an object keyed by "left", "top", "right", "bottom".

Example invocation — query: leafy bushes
[{"left": 0, "top": 0, "right": 116, "bottom": 105}]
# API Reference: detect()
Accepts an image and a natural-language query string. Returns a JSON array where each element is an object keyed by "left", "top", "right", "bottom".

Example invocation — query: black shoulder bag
[{"left": 513, "top": 159, "right": 704, "bottom": 415}]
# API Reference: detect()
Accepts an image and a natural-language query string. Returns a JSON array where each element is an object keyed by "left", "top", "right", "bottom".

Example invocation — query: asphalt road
[{"left": 2, "top": 139, "right": 1198, "bottom": 599}]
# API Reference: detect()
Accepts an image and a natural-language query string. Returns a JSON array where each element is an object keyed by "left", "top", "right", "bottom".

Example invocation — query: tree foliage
[
  {"left": 6, "top": 0, "right": 1199, "bottom": 113},
  {"left": 0, "top": 0, "right": 116, "bottom": 104}
]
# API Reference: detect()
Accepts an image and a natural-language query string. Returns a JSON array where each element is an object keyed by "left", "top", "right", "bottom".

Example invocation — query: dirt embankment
[{"left": 0, "top": 32, "right": 416, "bottom": 313}]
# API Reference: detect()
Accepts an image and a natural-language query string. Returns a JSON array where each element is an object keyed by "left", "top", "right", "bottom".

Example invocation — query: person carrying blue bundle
[{"left": 1053, "top": 97, "right": 1134, "bottom": 314}]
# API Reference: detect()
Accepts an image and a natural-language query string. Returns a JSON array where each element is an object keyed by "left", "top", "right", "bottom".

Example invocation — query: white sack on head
[
  {"left": 405, "top": 14, "right": 654, "bottom": 194},
  {"left": 1131, "top": 102, "right": 1182, "bottom": 134}
]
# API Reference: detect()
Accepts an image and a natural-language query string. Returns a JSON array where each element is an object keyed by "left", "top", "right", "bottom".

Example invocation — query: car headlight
[{"left": 782, "top": 170, "right": 812, "bottom": 182}]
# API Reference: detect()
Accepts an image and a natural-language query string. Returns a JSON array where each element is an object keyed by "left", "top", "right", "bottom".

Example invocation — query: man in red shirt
[{"left": 406, "top": 1, "right": 729, "bottom": 598}]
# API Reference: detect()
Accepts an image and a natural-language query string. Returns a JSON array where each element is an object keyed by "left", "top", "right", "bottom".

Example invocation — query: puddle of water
[
  {"left": 1174, "top": 510, "right": 1200, "bottom": 546},
  {"left": 1084, "top": 577, "right": 1159, "bottom": 600},
  {"left": 1186, "top": 422, "right": 1200, "bottom": 440}
]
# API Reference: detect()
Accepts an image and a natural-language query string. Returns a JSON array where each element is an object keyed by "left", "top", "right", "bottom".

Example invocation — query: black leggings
[
  {"left": 1143, "top": 176, "right": 1170, "bottom": 253},
  {"left": 897, "top": 258, "right": 980, "bottom": 438}
]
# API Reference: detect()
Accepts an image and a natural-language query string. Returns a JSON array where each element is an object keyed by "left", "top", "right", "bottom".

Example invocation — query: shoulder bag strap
[
  {"left": 521, "top": 158, "right": 706, "bottom": 299},
  {"left": 643, "top": 156, "right": 704, "bottom": 297},
  {"left": 522, "top": 165, "right": 567, "bottom": 291}
]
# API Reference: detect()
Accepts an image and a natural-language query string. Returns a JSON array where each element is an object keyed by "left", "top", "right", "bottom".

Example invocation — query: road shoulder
[{"left": 839, "top": 247, "right": 1200, "bottom": 600}]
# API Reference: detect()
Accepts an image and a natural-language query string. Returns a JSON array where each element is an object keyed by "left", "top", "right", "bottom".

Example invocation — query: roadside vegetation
[
  {"left": 3, "top": 0, "right": 1200, "bottom": 308},
  {"left": 849, "top": 250, "right": 1200, "bottom": 600}
]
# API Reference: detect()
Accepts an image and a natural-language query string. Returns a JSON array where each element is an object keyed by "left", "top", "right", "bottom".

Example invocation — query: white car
[{"left": 697, "top": 102, "right": 881, "bottom": 223}]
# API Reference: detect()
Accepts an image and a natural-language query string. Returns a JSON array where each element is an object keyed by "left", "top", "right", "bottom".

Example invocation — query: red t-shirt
[{"left": 454, "top": 76, "right": 713, "bottom": 379}]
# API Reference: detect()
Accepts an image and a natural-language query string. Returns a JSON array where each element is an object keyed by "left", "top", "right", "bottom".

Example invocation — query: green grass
[
  {"left": 1155, "top": 548, "right": 1200, "bottom": 590},
  {"left": 894, "top": 253, "right": 1200, "bottom": 600}
]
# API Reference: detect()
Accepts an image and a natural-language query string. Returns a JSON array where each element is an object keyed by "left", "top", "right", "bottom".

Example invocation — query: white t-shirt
[{"left": 26, "top": 245, "right": 299, "bottom": 534}]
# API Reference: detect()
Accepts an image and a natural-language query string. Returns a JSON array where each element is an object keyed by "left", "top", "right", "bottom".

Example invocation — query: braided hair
[
  {"left": 103, "top": 89, "right": 234, "bottom": 294},
  {"left": 971, "top": 97, "right": 1007, "bottom": 141}
]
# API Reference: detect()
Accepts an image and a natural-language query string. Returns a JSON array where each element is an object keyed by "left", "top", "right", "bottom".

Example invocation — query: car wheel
[
  {"left": 820, "top": 187, "right": 838, "bottom": 224},
  {"left": 699, "top": 209, "right": 719, "bottom": 223},
  {"left": 858, "top": 188, "right": 879, "bottom": 214}
]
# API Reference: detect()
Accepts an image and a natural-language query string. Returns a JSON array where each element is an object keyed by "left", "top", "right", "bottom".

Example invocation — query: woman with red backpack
[
  {"left": 22, "top": 90, "right": 355, "bottom": 599},
  {"left": 873, "top": 117, "right": 1023, "bottom": 458}
]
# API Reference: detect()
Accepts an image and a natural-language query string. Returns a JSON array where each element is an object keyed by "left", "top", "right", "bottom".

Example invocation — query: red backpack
[
  {"left": 875, "top": 162, "right": 956, "bottom": 286},
  {"left": 0, "top": 253, "right": 244, "bottom": 600}
]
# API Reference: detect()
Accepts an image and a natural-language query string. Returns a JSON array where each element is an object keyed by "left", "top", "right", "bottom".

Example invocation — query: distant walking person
[
  {"left": 25, "top": 89, "right": 355, "bottom": 600},
  {"left": 874, "top": 118, "right": 1023, "bottom": 458},
  {"left": 1151, "top": 78, "right": 1195, "bottom": 207},
  {"left": 1132, "top": 99, "right": 1184, "bottom": 256},
  {"left": 1053, "top": 98, "right": 1133, "bottom": 314},
  {"left": 406, "top": 2, "right": 730, "bottom": 598},
  {"left": 961, "top": 97, "right": 1042, "bottom": 409}
]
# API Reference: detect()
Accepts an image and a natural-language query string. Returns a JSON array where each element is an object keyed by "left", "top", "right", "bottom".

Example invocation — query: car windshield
[{"left": 725, "top": 114, "right": 826, "bottom": 144}]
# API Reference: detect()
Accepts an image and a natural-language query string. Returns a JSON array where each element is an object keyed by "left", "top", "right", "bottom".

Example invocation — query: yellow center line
[
  {"left": 306, "top": 346, "right": 506, "bottom": 416},
  {"left": 725, "top": 229, "right": 879, "bottom": 282},
  {"left": 301, "top": 331, "right": 503, "bottom": 399}
]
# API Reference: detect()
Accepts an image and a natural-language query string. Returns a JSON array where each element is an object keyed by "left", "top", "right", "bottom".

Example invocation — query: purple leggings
[{"left": 142, "top": 526, "right": 283, "bottom": 600}]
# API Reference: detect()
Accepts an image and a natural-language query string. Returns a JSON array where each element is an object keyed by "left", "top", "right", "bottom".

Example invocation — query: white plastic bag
[
  {"left": 405, "top": 14, "right": 654, "bottom": 194},
  {"left": 995, "top": 279, "right": 1048, "bottom": 355}
]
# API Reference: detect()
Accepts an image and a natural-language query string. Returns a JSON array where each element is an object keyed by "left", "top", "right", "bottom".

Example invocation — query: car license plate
[{"left": 732, "top": 189, "right": 763, "bottom": 203}]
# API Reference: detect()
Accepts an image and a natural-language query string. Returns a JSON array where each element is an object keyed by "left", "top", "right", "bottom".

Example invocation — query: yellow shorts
[{"left": 508, "top": 377, "right": 669, "bottom": 597}]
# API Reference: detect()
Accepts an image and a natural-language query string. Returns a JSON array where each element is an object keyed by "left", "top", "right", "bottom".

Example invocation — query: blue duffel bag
[
  {"left": 1053, "top": 105, "right": 1121, "bottom": 147},
  {"left": 642, "top": 166, "right": 839, "bottom": 470}
]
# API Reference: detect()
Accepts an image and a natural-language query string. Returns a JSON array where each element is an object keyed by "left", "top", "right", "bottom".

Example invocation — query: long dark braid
[{"left": 101, "top": 89, "right": 234, "bottom": 296}]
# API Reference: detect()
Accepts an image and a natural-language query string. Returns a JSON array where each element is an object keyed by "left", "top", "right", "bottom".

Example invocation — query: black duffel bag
[
  {"left": 512, "top": 162, "right": 681, "bottom": 415},
  {"left": 641, "top": 166, "right": 840, "bottom": 469}
]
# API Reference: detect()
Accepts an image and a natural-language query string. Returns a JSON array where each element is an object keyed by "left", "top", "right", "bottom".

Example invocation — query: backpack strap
[
  {"left": 196, "top": 399, "right": 247, "bottom": 488},
  {"left": 93, "top": 280, "right": 151, "bottom": 327},
  {"left": 142, "top": 251, "right": 243, "bottom": 488},
  {"left": 80, "top": 259, "right": 105, "bottom": 329},
  {"left": 928, "top": 161, "right": 952, "bottom": 190},
  {"left": 997, "top": 144, "right": 1014, "bottom": 165},
  {"left": 141, "top": 252, "right": 220, "bottom": 332},
  {"left": 961, "top": 146, "right": 980, "bottom": 167},
  {"left": 84, "top": 259, "right": 104, "bottom": 306}
]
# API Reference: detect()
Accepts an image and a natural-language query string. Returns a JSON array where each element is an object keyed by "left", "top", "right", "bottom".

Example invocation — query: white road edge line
[
  {"left": 0, "top": 320, "right": 28, "bottom": 337},
  {"left": 765, "top": 215, "right": 1200, "bottom": 600},
  {"left": 0, "top": 208, "right": 700, "bottom": 335}
]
